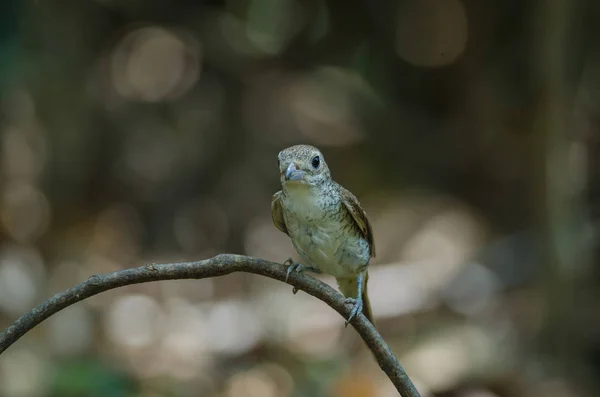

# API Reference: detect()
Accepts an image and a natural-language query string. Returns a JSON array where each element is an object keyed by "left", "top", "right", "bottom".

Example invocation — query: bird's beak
[{"left": 285, "top": 162, "right": 305, "bottom": 181}]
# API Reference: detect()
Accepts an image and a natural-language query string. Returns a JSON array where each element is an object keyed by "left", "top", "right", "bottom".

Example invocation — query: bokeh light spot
[
  {"left": 225, "top": 366, "right": 282, "bottom": 397},
  {"left": 395, "top": 0, "right": 468, "bottom": 67},
  {"left": 0, "top": 245, "right": 45, "bottom": 316},
  {"left": 289, "top": 67, "right": 370, "bottom": 146},
  {"left": 1, "top": 182, "right": 51, "bottom": 242},
  {"left": 245, "top": 0, "right": 305, "bottom": 55},
  {"left": 48, "top": 305, "right": 93, "bottom": 355},
  {"left": 0, "top": 348, "right": 47, "bottom": 397},
  {"left": 110, "top": 26, "right": 201, "bottom": 102},
  {"left": 106, "top": 294, "right": 164, "bottom": 348},
  {"left": 206, "top": 300, "right": 262, "bottom": 355}
]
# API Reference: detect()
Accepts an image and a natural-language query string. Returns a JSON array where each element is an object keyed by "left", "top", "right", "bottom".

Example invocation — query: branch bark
[{"left": 0, "top": 254, "right": 420, "bottom": 397}]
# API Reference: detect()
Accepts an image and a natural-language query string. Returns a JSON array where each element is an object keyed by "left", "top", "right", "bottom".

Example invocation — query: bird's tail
[
  {"left": 361, "top": 271, "right": 375, "bottom": 326},
  {"left": 337, "top": 271, "right": 375, "bottom": 327}
]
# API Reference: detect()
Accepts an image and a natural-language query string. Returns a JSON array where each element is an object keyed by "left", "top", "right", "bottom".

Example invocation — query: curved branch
[{"left": 0, "top": 254, "right": 421, "bottom": 397}]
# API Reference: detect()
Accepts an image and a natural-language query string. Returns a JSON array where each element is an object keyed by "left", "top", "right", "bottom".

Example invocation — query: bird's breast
[{"left": 282, "top": 187, "right": 369, "bottom": 277}]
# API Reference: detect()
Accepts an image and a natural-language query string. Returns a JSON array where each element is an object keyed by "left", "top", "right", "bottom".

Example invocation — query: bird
[{"left": 271, "top": 144, "right": 375, "bottom": 326}]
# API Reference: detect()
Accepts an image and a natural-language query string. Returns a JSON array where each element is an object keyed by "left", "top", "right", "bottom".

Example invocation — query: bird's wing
[
  {"left": 340, "top": 186, "right": 375, "bottom": 258},
  {"left": 271, "top": 190, "right": 289, "bottom": 236}
]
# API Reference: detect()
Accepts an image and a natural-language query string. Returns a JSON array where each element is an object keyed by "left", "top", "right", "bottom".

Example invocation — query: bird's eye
[{"left": 311, "top": 156, "right": 320, "bottom": 169}]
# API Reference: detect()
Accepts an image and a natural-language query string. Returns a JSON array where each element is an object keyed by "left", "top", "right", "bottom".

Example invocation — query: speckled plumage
[{"left": 271, "top": 144, "right": 375, "bottom": 325}]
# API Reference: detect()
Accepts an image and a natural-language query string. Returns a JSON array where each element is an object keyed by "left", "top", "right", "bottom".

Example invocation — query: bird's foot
[
  {"left": 283, "top": 258, "right": 305, "bottom": 295},
  {"left": 283, "top": 257, "right": 294, "bottom": 267},
  {"left": 284, "top": 258, "right": 303, "bottom": 282},
  {"left": 283, "top": 258, "right": 321, "bottom": 295},
  {"left": 344, "top": 296, "right": 363, "bottom": 327}
]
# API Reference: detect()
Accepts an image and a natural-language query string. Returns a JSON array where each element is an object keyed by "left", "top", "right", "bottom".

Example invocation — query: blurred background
[{"left": 0, "top": 0, "right": 598, "bottom": 396}]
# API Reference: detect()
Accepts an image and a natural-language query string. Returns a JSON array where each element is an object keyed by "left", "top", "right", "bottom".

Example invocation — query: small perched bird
[{"left": 271, "top": 144, "right": 375, "bottom": 326}]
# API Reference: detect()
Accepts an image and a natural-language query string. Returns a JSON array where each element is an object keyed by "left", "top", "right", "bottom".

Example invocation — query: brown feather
[
  {"left": 271, "top": 191, "right": 289, "bottom": 236},
  {"left": 339, "top": 186, "right": 375, "bottom": 258}
]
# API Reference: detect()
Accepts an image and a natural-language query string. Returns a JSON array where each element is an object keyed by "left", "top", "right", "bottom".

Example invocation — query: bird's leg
[
  {"left": 283, "top": 258, "right": 322, "bottom": 294},
  {"left": 344, "top": 272, "right": 364, "bottom": 327},
  {"left": 283, "top": 258, "right": 321, "bottom": 281}
]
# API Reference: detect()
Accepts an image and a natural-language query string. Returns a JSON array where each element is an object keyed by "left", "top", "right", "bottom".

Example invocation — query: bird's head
[{"left": 278, "top": 144, "right": 331, "bottom": 188}]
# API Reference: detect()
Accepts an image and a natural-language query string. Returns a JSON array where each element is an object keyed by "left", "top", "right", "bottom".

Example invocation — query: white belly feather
[{"left": 282, "top": 185, "right": 369, "bottom": 278}]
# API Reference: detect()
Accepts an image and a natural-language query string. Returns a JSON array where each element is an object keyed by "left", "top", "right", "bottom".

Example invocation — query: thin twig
[{"left": 0, "top": 254, "right": 421, "bottom": 397}]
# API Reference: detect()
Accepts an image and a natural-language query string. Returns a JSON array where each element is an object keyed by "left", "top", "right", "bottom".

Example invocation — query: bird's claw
[
  {"left": 284, "top": 260, "right": 304, "bottom": 283},
  {"left": 283, "top": 259, "right": 321, "bottom": 294},
  {"left": 283, "top": 257, "right": 294, "bottom": 267},
  {"left": 285, "top": 260, "right": 304, "bottom": 294},
  {"left": 344, "top": 297, "right": 363, "bottom": 327}
]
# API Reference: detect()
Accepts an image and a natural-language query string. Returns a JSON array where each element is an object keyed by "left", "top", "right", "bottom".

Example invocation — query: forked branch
[{"left": 0, "top": 254, "right": 421, "bottom": 397}]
